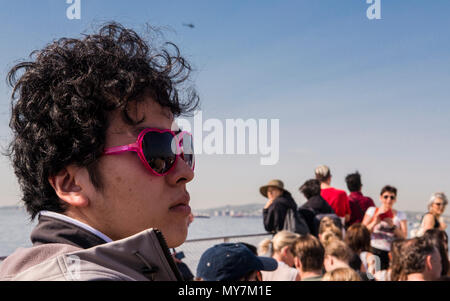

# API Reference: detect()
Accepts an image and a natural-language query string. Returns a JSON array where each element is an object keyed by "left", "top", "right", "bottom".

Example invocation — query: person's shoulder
[
  {"left": 395, "top": 210, "right": 407, "bottom": 220},
  {"left": 363, "top": 195, "right": 375, "bottom": 203},
  {"left": 423, "top": 212, "right": 434, "bottom": 218},
  {"left": 421, "top": 212, "right": 434, "bottom": 222},
  {"left": 276, "top": 194, "right": 297, "bottom": 208},
  {"left": 323, "top": 187, "right": 344, "bottom": 195},
  {"left": 320, "top": 187, "right": 332, "bottom": 193},
  {"left": 276, "top": 261, "right": 298, "bottom": 280},
  {"left": 0, "top": 249, "right": 129, "bottom": 281},
  {"left": 267, "top": 199, "right": 290, "bottom": 213},
  {"left": 335, "top": 188, "right": 349, "bottom": 200},
  {"left": 0, "top": 243, "right": 81, "bottom": 280},
  {"left": 271, "top": 198, "right": 287, "bottom": 207},
  {"left": 347, "top": 193, "right": 357, "bottom": 202},
  {"left": 328, "top": 187, "right": 347, "bottom": 196},
  {"left": 365, "top": 206, "right": 376, "bottom": 216}
]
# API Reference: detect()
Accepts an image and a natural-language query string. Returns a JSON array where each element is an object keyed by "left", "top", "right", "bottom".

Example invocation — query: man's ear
[
  {"left": 294, "top": 256, "right": 302, "bottom": 270},
  {"left": 48, "top": 165, "right": 89, "bottom": 208},
  {"left": 324, "top": 255, "right": 333, "bottom": 267},
  {"left": 425, "top": 254, "right": 433, "bottom": 272},
  {"left": 281, "top": 245, "right": 290, "bottom": 256}
]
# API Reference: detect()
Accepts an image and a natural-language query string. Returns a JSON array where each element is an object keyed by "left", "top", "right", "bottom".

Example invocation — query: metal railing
[
  {"left": 177, "top": 232, "right": 273, "bottom": 273},
  {"left": 184, "top": 232, "right": 272, "bottom": 243}
]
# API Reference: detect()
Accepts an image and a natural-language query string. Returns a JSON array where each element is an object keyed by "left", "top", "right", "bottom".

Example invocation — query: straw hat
[{"left": 259, "top": 179, "right": 286, "bottom": 198}]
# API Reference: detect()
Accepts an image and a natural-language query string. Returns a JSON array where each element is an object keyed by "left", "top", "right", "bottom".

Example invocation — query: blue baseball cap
[{"left": 196, "top": 243, "right": 278, "bottom": 281}]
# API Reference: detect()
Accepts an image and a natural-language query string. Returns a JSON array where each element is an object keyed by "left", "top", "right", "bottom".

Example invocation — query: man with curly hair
[{"left": 0, "top": 22, "right": 199, "bottom": 281}]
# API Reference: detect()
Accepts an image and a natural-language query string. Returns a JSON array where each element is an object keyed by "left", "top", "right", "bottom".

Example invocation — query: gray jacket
[{"left": 0, "top": 228, "right": 183, "bottom": 281}]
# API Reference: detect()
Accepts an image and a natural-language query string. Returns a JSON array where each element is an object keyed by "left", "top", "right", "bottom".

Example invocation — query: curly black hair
[
  {"left": 299, "top": 179, "right": 321, "bottom": 199},
  {"left": 6, "top": 22, "right": 199, "bottom": 219}
]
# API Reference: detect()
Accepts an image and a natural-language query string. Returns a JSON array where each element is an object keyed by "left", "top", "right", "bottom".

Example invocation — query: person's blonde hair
[
  {"left": 320, "top": 230, "right": 341, "bottom": 248},
  {"left": 319, "top": 217, "right": 343, "bottom": 247},
  {"left": 319, "top": 217, "right": 342, "bottom": 237},
  {"left": 315, "top": 165, "right": 331, "bottom": 182},
  {"left": 322, "top": 267, "right": 361, "bottom": 281},
  {"left": 258, "top": 230, "right": 300, "bottom": 256},
  {"left": 324, "top": 239, "right": 353, "bottom": 264}
]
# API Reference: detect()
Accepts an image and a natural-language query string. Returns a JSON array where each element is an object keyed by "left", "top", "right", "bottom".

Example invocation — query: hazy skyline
[{"left": 0, "top": 1, "right": 449, "bottom": 213}]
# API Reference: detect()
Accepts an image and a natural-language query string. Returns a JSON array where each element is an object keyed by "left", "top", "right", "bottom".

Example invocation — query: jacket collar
[
  {"left": 31, "top": 213, "right": 109, "bottom": 249},
  {"left": 65, "top": 228, "right": 184, "bottom": 281},
  {"left": 3, "top": 228, "right": 183, "bottom": 281}
]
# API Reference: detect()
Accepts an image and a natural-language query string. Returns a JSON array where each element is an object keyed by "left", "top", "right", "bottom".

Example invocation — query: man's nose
[{"left": 166, "top": 156, "right": 194, "bottom": 185}]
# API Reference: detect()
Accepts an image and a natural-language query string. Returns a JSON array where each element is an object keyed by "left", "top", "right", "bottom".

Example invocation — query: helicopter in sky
[{"left": 182, "top": 23, "right": 195, "bottom": 29}]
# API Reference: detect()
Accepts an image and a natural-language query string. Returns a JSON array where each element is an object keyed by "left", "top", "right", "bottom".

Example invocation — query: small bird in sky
[{"left": 182, "top": 23, "right": 195, "bottom": 29}]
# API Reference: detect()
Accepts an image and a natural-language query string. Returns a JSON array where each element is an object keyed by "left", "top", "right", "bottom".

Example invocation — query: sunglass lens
[
  {"left": 142, "top": 131, "right": 177, "bottom": 174},
  {"left": 180, "top": 133, "right": 195, "bottom": 169}
]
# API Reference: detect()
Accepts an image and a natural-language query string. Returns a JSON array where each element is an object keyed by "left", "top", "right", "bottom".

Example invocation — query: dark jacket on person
[
  {"left": 301, "top": 195, "right": 335, "bottom": 215},
  {"left": 299, "top": 195, "right": 335, "bottom": 236},
  {"left": 0, "top": 214, "right": 182, "bottom": 281},
  {"left": 263, "top": 191, "right": 297, "bottom": 233}
]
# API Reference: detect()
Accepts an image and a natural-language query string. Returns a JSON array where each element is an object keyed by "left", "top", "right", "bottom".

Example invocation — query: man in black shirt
[
  {"left": 299, "top": 179, "right": 335, "bottom": 214},
  {"left": 299, "top": 179, "right": 336, "bottom": 236}
]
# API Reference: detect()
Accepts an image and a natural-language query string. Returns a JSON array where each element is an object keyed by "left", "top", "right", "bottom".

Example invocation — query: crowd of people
[{"left": 192, "top": 165, "right": 448, "bottom": 281}]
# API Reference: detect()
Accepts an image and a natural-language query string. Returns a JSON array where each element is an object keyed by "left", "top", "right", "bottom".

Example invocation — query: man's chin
[{"left": 165, "top": 228, "right": 188, "bottom": 248}]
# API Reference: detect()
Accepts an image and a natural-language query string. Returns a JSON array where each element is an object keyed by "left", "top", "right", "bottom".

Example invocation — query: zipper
[{"left": 153, "top": 229, "right": 184, "bottom": 281}]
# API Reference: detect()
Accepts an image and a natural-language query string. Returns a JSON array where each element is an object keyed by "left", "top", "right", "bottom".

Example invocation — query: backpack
[
  {"left": 283, "top": 208, "right": 310, "bottom": 235},
  {"left": 298, "top": 207, "right": 318, "bottom": 236}
]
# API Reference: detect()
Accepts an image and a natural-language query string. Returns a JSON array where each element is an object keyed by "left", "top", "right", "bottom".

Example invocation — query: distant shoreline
[
  {"left": 190, "top": 203, "right": 450, "bottom": 220},
  {"left": 2, "top": 204, "right": 449, "bottom": 220}
]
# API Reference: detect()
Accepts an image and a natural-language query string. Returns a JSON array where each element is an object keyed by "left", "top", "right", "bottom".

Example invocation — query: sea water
[
  {"left": 1, "top": 206, "right": 449, "bottom": 274},
  {"left": 0, "top": 206, "right": 267, "bottom": 257}
]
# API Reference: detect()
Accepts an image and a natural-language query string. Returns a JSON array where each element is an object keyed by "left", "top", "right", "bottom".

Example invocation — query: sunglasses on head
[
  {"left": 383, "top": 195, "right": 396, "bottom": 200},
  {"left": 434, "top": 202, "right": 446, "bottom": 207},
  {"left": 103, "top": 128, "right": 195, "bottom": 176}
]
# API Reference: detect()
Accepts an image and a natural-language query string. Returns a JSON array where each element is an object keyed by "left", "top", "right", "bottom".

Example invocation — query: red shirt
[
  {"left": 321, "top": 187, "right": 351, "bottom": 218},
  {"left": 348, "top": 191, "right": 375, "bottom": 215},
  {"left": 347, "top": 191, "right": 376, "bottom": 226}
]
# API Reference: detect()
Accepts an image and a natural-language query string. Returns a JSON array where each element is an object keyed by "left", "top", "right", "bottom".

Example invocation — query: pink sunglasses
[{"left": 103, "top": 128, "right": 195, "bottom": 176}]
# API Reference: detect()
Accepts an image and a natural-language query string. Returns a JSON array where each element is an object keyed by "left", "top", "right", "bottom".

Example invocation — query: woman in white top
[
  {"left": 415, "top": 192, "right": 448, "bottom": 237},
  {"left": 258, "top": 230, "right": 301, "bottom": 281},
  {"left": 362, "top": 185, "right": 407, "bottom": 271}
]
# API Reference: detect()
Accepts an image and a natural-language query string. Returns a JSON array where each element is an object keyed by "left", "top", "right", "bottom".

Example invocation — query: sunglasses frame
[{"left": 103, "top": 128, "right": 195, "bottom": 176}]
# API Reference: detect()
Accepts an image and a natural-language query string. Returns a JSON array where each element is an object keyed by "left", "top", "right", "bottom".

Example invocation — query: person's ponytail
[{"left": 258, "top": 238, "right": 274, "bottom": 256}]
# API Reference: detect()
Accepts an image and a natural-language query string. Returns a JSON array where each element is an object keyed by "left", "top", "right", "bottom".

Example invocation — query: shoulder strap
[{"left": 434, "top": 215, "right": 441, "bottom": 228}]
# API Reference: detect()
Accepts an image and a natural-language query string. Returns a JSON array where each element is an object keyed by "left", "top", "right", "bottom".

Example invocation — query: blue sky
[{"left": 0, "top": 0, "right": 449, "bottom": 213}]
